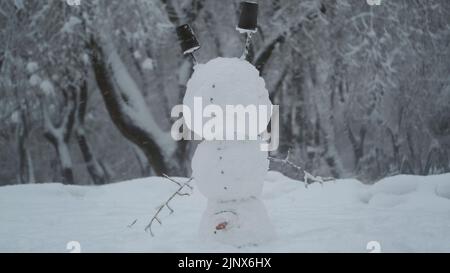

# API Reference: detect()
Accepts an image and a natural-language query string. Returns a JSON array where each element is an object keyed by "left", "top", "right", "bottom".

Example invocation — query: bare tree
[
  {"left": 41, "top": 87, "right": 77, "bottom": 185},
  {"left": 75, "top": 80, "right": 109, "bottom": 184}
]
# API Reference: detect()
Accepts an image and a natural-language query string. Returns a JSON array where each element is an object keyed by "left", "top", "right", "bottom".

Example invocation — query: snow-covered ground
[{"left": 0, "top": 172, "right": 449, "bottom": 253}]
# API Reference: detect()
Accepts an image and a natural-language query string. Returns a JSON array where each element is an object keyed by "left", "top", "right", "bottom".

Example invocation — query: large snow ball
[
  {"left": 183, "top": 57, "right": 273, "bottom": 140},
  {"left": 192, "top": 140, "right": 269, "bottom": 200},
  {"left": 199, "top": 198, "right": 276, "bottom": 247}
]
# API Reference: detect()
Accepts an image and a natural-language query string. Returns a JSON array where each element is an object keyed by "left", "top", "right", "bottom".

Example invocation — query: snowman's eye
[
  {"left": 212, "top": 84, "right": 216, "bottom": 88},
  {"left": 210, "top": 97, "right": 214, "bottom": 103}
]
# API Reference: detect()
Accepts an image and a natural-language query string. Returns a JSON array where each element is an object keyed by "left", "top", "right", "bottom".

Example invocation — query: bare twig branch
[
  {"left": 166, "top": 204, "right": 174, "bottom": 214},
  {"left": 127, "top": 219, "right": 137, "bottom": 228},
  {"left": 163, "top": 174, "right": 193, "bottom": 190},
  {"left": 269, "top": 150, "right": 334, "bottom": 188},
  {"left": 144, "top": 176, "right": 193, "bottom": 236}
]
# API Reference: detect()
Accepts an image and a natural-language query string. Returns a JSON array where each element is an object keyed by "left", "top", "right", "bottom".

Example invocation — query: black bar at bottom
[{"left": 1, "top": 253, "right": 448, "bottom": 272}]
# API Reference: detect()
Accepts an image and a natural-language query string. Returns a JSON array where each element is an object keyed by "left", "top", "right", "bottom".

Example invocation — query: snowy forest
[{"left": 1, "top": 0, "right": 450, "bottom": 186}]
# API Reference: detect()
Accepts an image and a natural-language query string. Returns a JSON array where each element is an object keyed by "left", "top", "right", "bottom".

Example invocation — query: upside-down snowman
[{"left": 177, "top": 2, "right": 276, "bottom": 247}]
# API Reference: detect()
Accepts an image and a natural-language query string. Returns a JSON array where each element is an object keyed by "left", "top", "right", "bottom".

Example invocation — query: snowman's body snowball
[
  {"left": 183, "top": 57, "right": 272, "bottom": 139},
  {"left": 199, "top": 198, "right": 276, "bottom": 247},
  {"left": 192, "top": 140, "right": 268, "bottom": 200},
  {"left": 185, "top": 57, "right": 276, "bottom": 247}
]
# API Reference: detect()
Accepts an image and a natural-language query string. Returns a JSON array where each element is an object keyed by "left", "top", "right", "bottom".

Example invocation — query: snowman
[{"left": 177, "top": 2, "right": 276, "bottom": 247}]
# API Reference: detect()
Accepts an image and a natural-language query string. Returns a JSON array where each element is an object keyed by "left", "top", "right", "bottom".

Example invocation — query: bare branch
[
  {"left": 144, "top": 176, "right": 193, "bottom": 236},
  {"left": 269, "top": 150, "right": 334, "bottom": 188},
  {"left": 127, "top": 219, "right": 137, "bottom": 228},
  {"left": 163, "top": 174, "right": 193, "bottom": 190}
]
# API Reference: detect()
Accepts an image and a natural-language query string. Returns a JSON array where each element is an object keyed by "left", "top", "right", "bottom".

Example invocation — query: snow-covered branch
[
  {"left": 89, "top": 33, "right": 176, "bottom": 175},
  {"left": 253, "top": 3, "right": 327, "bottom": 74}
]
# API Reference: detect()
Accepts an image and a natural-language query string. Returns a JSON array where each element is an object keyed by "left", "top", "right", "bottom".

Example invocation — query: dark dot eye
[
  {"left": 210, "top": 97, "right": 214, "bottom": 102},
  {"left": 212, "top": 84, "right": 216, "bottom": 88},
  {"left": 221, "top": 170, "right": 224, "bottom": 174},
  {"left": 219, "top": 156, "right": 223, "bottom": 160},
  {"left": 224, "top": 187, "right": 228, "bottom": 190}
]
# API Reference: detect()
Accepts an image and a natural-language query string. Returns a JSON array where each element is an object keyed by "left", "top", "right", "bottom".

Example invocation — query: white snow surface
[{"left": 0, "top": 172, "right": 450, "bottom": 253}]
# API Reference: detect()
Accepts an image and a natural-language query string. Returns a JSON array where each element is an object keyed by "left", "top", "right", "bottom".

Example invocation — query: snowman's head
[{"left": 183, "top": 57, "right": 273, "bottom": 140}]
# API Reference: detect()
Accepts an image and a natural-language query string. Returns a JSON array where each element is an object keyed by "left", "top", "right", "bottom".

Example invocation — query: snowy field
[{"left": 0, "top": 172, "right": 449, "bottom": 253}]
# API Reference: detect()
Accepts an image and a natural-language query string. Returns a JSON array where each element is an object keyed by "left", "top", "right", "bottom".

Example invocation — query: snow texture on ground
[{"left": 0, "top": 172, "right": 449, "bottom": 252}]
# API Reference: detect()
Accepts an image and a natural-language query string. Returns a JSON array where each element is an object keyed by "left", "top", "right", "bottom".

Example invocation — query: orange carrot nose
[{"left": 215, "top": 222, "right": 228, "bottom": 230}]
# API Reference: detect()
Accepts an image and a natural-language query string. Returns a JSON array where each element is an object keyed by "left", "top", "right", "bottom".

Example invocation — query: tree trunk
[
  {"left": 75, "top": 81, "right": 109, "bottom": 184},
  {"left": 89, "top": 36, "right": 175, "bottom": 176},
  {"left": 16, "top": 108, "right": 35, "bottom": 184},
  {"left": 43, "top": 89, "right": 76, "bottom": 185},
  {"left": 133, "top": 144, "right": 152, "bottom": 176},
  {"left": 346, "top": 123, "right": 366, "bottom": 171},
  {"left": 44, "top": 133, "right": 75, "bottom": 185}
]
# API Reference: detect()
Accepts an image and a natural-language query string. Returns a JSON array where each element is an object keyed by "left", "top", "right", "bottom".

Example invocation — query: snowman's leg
[
  {"left": 240, "top": 33, "right": 253, "bottom": 60},
  {"left": 189, "top": 52, "right": 198, "bottom": 65}
]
